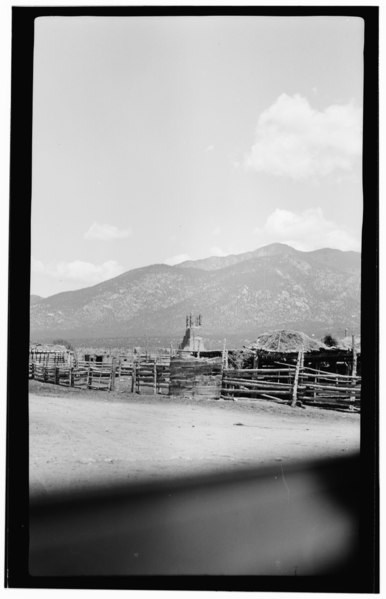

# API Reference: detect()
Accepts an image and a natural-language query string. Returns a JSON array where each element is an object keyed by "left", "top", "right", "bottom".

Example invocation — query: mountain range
[{"left": 30, "top": 243, "right": 361, "bottom": 343}]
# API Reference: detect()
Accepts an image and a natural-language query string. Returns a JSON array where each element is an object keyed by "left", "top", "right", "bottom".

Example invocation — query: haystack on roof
[{"left": 250, "top": 329, "right": 326, "bottom": 353}]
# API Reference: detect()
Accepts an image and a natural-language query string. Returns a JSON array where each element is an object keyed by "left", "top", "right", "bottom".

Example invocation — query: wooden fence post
[
  {"left": 350, "top": 335, "right": 357, "bottom": 402},
  {"left": 153, "top": 361, "right": 157, "bottom": 395},
  {"left": 222, "top": 339, "right": 227, "bottom": 369},
  {"left": 291, "top": 351, "right": 302, "bottom": 407},
  {"left": 132, "top": 363, "right": 137, "bottom": 393},
  {"left": 351, "top": 335, "right": 357, "bottom": 377},
  {"left": 117, "top": 359, "right": 121, "bottom": 391},
  {"left": 110, "top": 360, "right": 116, "bottom": 391}
]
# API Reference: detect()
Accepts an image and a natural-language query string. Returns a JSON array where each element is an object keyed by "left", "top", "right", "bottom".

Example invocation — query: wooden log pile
[{"left": 169, "top": 357, "right": 222, "bottom": 399}]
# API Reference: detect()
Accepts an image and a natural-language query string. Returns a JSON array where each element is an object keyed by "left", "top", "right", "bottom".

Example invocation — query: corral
[{"left": 29, "top": 329, "right": 361, "bottom": 412}]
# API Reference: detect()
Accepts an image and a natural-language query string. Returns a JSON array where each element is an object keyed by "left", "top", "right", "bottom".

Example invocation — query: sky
[{"left": 31, "top": 15, "right": 364, "bottom": 297}]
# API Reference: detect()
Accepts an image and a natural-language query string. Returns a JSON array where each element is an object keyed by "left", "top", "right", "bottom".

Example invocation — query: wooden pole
[
  {"left": 110, "top": 358, "right": 116, "bottom": 391},
  {"left": 222, "top": 338, "right": 227, "bottom": 369},
  {"left": 291, "top": 351, "right": 302, "bottom": 407},
  {"left": 350, "top": 335, "right": 357, "bottom": 402},
  {"left": 351, "top": 335, "right": 357, "bottom": 376},
  {"left": 131, "top": 363, "right": 136, "bottom": 393},
  {"left": 153, "top": 361, "right": 157, "bottom": 394},
  {"left": 117, "top": 359, "right": 121, "bottom": 391}
]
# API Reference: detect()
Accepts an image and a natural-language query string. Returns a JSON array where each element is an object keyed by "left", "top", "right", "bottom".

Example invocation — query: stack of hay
[{"left": 250, "top": 330, "right": 326, "bottom": 353}]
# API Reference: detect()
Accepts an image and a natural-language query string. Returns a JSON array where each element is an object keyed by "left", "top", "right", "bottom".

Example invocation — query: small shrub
[{"left": 322, "top": 334, "right": 338, "bottom": 347}]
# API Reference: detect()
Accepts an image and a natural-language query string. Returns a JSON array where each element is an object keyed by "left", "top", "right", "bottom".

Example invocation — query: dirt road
[{"left": 29, "top": 381, "right": 360, "bottom": 497}]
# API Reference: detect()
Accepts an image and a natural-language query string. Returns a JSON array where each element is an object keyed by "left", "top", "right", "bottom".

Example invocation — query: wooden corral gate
[{"left": 132, "top": 359, "right": 170, "bottom": 394}]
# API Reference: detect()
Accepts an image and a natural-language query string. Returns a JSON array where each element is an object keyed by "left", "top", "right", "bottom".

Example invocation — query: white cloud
[
  {"left": 204, "top": 144, "right": 215, "bottom": 153},
  {"left": 54, "top": 260, "right": 125, "bottom": 283},
  {"left": 245, "top": 94, "right": 362, "bottom": 180},
  {"left": 84, "top": 222, "right": 131, "bottom": 241},
  {"left": 211, "top": 226, "right": 221, "bottom": 236},
  {"left": 209, "top": 246, "right": 227, "bottom": 257},
  {"left": 164, "top": 253, "right": 191, "bottom": 265},
  {"left": 255, "top": 208, "right": 360, "bottom": 252},
  {"left": 31, "top": 258, "right": 126, "bottom": 285},
  {"left": 31, "top": 256, "right": 45, "bottom": 273}
]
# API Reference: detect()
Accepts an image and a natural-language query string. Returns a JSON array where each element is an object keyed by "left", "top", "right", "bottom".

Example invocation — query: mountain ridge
[{"left": 30, "top": 243, "right": 361, "bottom": 341}]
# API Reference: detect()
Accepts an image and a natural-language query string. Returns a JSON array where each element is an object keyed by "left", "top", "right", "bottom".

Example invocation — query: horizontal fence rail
[
  {"left": 29, "top": 350, "right": 360, "bottom": 411},
  {"left": 133, "top": 361, "right": 171, "bottom": 395},
  {"left": 29, "top": 358, "right": 171, "bottom": 395},
  {"left": 221, "top": 362, "right": 360, "bottom": 412},
  {"left": 221, "top": 367, "right": 295, "bottom": 402}
]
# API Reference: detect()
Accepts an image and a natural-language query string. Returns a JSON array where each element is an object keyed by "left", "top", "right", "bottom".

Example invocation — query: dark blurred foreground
[{"left": 27, "top": 453, "right": 367, "bottom": 589}]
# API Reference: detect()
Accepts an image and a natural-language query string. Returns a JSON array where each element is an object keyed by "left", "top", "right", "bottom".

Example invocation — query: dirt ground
[{"left": 29, "top": 380, "right": 360, "bottom": 498}]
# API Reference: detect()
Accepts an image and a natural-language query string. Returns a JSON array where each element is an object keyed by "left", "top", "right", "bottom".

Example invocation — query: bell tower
[{"left": 179, "top": 314, "right": 204, "bottom": 352}]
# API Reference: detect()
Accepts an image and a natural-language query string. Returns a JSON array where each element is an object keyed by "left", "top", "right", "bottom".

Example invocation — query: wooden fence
[
  {"left": 297, "top": 366, "right": 361, "bottom": 410},
  {"left": 29, "top": 351, "right": 360, "bottom": 411},
  {"left": 132, "top": 360, "right": 170, "bottom": 395},
  {"left": 29, "top": 358, "right": 171, "bottom": 394},
  {"left": 29, "top": 362, "right": 118, "bottom": 391},
  {"left": 221, "top": 359, "right": 360, "bottom": 411},
  {"left": 222, "top": 367, "right": 295, "bottom": 402},
  {"left": 29, "top": 350, "right": 70, "bottom": 366},
  {"left": 169, "top": 357, "right": 222, "bottom": 399}
]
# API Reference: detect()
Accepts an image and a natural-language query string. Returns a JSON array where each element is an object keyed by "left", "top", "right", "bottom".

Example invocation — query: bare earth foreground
[{"left": 29, "top": 380, "right": 360, "bottom": 498}]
